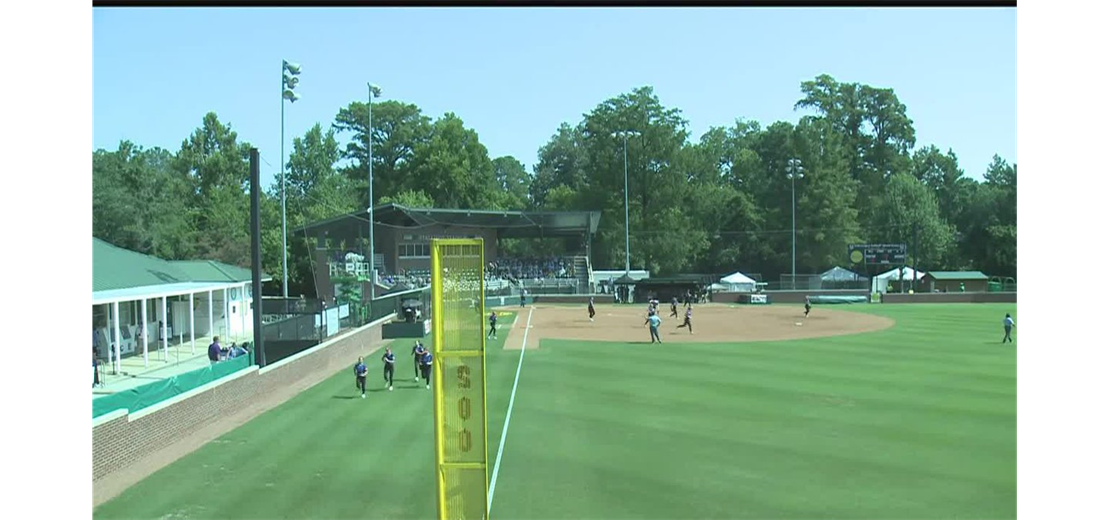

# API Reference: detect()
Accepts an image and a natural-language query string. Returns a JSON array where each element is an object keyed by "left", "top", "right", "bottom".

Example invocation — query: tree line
[{"left": 93, "top": 74, "right": 1016, "bottom": 296}]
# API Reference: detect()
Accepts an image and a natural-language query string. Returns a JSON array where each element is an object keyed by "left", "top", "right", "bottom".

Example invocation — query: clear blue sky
[{"left": 93, "top": 7, "right": 1015, "bottom": 186}]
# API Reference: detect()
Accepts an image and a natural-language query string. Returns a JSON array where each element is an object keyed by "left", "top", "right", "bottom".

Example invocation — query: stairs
[{"left": 573, "top": 256, "right": 590, "bottom": 293}]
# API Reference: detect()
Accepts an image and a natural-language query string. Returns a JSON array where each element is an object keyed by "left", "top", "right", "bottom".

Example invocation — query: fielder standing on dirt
[
  {"left": 804, "top": 296, "right": 812, "bottom": 318},
  {"left": 646, "top": 313, "right": 663, "bottom": 343},
  {"left": 588, "top": 297, "right": 596, "bottom": 322},
  {"left": 677, "top": 306, "right": 693, "bottom": 334}
]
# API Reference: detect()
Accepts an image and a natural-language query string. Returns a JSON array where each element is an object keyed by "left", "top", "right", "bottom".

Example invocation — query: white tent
[
  {"left": 821, "top": 266, "right": 865, "bottom": 282},
  {"left": 720, "top": 272, "right": 757, "bottom": 292},
  {"left": 873, "top": 267, "right": 925, "bottom": 293},
  {"left": 870, "top": 267, "right": 923, "bottom": 280}
]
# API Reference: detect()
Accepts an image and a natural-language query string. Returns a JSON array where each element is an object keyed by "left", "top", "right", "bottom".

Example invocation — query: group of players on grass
[{"left": 353, "top": 341, "right": 433, "bottom": 398}]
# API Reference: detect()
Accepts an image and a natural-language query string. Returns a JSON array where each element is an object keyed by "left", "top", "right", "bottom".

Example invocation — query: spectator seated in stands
[
  {"left": 228, "top": 343, "right": 248, "bottom": 359},
  {"left": 487, "top": 257, "right": 577, "bottom": 281}
]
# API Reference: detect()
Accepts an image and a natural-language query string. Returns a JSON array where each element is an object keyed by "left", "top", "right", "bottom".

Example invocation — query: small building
[
  {"left": 921, "top": 271, "right": 990, "bottom": 293},
  {"left": 93, "top": 238, "right": 271, "bottom": 375}
]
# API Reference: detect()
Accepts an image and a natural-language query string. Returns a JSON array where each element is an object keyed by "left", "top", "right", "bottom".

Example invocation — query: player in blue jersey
[
  {"left": 646, "top": 313, "right": 663, "bottom": 343},
  {"left": 381, "top": 347, "right": 395, "bottom": 391},
  {"left": 488, "top": 311, "right": 498, "bottom": 340},
  {"left": 1002, "top": 313, "right": 1015, "bottom": 343},
  {"left": 412, "top": 341, "right": 425, "bottom": 381},
  {"left": 420, "top": 349, "right": 433, "bottom": 389},
  {"left": 353, "top": 356, "right": 368, "bottom": 399}
]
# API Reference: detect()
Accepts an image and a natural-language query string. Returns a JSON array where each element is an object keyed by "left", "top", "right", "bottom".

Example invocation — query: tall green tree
[
  {"left": 577, "top": 86, "right": 700, "bottom": 274},
  {"left": 796, "top": 74, "right": 916, "bottom": 227},
  {"left": 791, "top": 117, "right": 863, "bottom": 272},
  {"left": 530, "top": 123, "right": 588, "bottom": 208},
  {"left": 871, "top": 172, "right": 954, "bottom": 270},
  {"left": 408, "top": 113, "right": 501, "bottom": 209},
  {"left": 379, "top": 189, "right": 435, "bottom": 208},
  {"left": 263, "top": 123, "right": 359, "bottom": 296},
  {"left": 173, "top": 112, "right": 253, "bottom": 266},
  {"left": 93, "top": 141, "right": 193, "bottom": 259},
  {"left": 333, "top": 100, "right": 434, "bottom": 207},
  {"left": 958, "top": 156, "right": 1016, "bottom": 276},
  {"left": 492, "top": 155, "right": 532, "bottom": 208}
]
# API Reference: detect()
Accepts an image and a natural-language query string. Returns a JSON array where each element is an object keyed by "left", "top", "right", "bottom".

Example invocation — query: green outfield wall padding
[{"left": 93, "top": 354, "right": 253, "bottom": 419}]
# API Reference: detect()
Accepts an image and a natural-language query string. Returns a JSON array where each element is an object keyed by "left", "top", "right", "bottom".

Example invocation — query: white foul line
[{"left": 488, "top": 306, "right": 533, "bottom": 515}]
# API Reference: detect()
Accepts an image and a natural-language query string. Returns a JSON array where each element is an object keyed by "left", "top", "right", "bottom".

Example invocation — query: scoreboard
[{"left": 848, "top": 243, "right": 907, "bottom": 267}]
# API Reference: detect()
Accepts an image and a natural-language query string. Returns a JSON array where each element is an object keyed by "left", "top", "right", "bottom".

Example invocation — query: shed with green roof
[{"left": 921, "top": 271, "right": 990, "bottom": 293}]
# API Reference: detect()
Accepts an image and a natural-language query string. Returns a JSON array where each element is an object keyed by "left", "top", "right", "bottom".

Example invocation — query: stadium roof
[
  {"left": 93, "top": 238, "right": 270, "bottom": 303},
  {"left": 925, "top": 271, "right": 989, "bottom": 280},
  {"left": 298, "top": 203, "right": 602, "bottom": 239}
]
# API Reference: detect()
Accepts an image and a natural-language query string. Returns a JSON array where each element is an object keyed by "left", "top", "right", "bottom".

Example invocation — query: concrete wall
[
  {"left": 881, "top": 292, "right": 1017, "bottom": 304},
  {"left": 92, "top": 314, "right": 394, "bottom": 495},
  {"left": 708, "top": 290, "right": 1015, "bottom": 305}
]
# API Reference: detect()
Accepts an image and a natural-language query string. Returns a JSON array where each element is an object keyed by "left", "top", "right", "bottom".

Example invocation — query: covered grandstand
[{"left": 297, "top": 203, "right": 602, "bottom": 302}]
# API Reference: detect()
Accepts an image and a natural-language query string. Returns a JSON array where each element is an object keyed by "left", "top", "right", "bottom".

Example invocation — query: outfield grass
[{"left": 94, "top": 304, "right": 1015, "bottom": 520}]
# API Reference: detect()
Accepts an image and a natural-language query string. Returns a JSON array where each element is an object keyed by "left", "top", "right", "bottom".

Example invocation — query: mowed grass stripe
[
  {"left": 534, "top": 340, "right": 1014, "bottom": 419},
  {"left": 522, "top": 349, "right": 1012, "bottom": 481}
]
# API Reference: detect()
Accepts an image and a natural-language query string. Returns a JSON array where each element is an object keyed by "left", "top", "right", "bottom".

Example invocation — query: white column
[
  {"left": 189, "top": 292, "right": 195, "bottom": 355},
  {"left": 161, "top": 296, "right": 168, "bottom": 362},
  {"left": 112, "top": 301, "right": 121, "bottom": 374},
  {"left": 240, "top": 283, "right": 247, "bottom": 341},
  {"left": 208, "top": 290, "right": 214, "bottom": 343},
  {"left": 224, "top": 287, "right": 230, "bottom": 341},
  {"left": 141, "top": 298, "right": 148, "bottom": 368}
]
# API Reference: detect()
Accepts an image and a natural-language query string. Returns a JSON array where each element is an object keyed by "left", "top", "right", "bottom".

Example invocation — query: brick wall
[{"left": 93, "top": 316, "right": 392, "bottom": 494}]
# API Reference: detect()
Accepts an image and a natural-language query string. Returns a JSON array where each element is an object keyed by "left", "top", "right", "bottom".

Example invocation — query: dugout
[
  {"left": 628, "top": 276, "right": 713, "bottom": 304},
  {"left": 297, "top": 203, "right": 601, "bottom": 302}
]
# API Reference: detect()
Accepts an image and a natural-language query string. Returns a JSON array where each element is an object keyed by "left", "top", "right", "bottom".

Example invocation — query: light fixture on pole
[
  {"left": 611, "top": 130, "right": 641, "bottom": 275},
  {"left": 786, "top": 158, "right": 804, "bottom": 290},
  {"left": 280, "top": 59, "right": 302, "bottom": 298},
  {"left": 367, "top": 83, "right": 382, "bottom": 288}
]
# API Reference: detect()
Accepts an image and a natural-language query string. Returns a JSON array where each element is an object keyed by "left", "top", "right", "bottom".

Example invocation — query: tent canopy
[
  {"left": 875, "top": 267, "right": 925, "bottom": 280},
  {"left": 612, "top": 274, "right": 638, "bottom": 285},
  {"left": 720, "top": 272, "right": 756, "bottom": 284},
  {"left": 821, "top": 266, "right": 866, "bottom": 282}
]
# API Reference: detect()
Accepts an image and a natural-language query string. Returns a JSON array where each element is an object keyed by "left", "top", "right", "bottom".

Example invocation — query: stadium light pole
[
  {"left": 612, "top": 130, "right": 640, "bottom": 275},
  {"left": 367, "top": 83, "right": 382, "bottom": 288},
  {"left": 786, "top": 158, "right": 804, "bottom": 290},
  {"left": 280, "top": 59, "right": 302, "bottom": 298}
]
